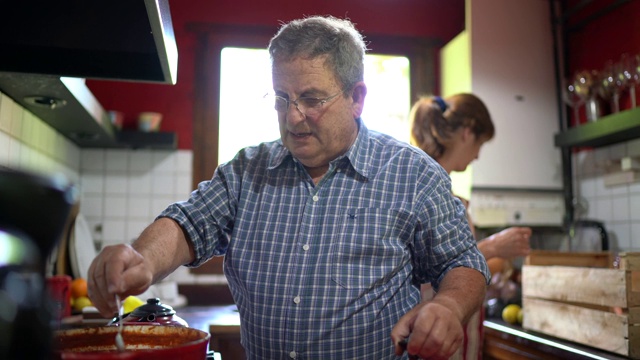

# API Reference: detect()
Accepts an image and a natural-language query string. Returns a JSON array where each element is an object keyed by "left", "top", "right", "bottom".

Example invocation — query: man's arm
[
  {"left": 87, "top": 217, "right": 195, "bottom": 317},
  {"left": 391, "top": 267, "right": 487, "bottom": 359}
]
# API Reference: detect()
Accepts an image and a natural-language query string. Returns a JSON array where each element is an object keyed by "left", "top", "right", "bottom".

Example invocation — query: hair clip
[{"left": 433, "top": 96, "right": 448, "bottom": 113}]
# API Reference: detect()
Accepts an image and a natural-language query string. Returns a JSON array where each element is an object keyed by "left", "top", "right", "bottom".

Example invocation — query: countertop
[
  {"left": 183, "top": 307, "right": 630, "bottom": 359},
  {"left": 178, "top": 304, "right": 240, "bottom": 333}
]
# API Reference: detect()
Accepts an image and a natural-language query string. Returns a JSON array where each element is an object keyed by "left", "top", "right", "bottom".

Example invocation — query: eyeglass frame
[{"left": 265, "top": 90, "right": 344, "bottom": 116}]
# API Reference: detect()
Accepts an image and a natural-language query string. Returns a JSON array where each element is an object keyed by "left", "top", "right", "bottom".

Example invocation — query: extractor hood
[
  {"left": 0, "top": 0, "right": 177, "bottom": 84},
  {"left": 0, "top": 0, "right": 178, "bottom": 148}
]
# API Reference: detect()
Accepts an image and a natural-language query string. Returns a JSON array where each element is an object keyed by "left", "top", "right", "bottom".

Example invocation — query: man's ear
[{"left": 350, "top": 82, "right": 367, "bottom": 118}]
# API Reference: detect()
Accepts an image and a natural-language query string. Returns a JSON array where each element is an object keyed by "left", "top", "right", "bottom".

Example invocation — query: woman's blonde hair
[{"left": 409, "top": 93, "right": 495, "bottom": 159}]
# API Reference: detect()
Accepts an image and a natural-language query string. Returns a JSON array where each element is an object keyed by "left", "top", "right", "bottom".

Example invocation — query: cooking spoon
[{"left": 115, "top": 294, "right": 125, "bottom": 352}]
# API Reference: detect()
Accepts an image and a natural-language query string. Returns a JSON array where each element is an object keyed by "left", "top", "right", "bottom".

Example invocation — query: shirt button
[
  {"left": 293, "top": 296, "right": 301, "bottom": 304},
  {"left": 312, "top": 195, "right": 319, "bottom": 202},
  {"left": 289, "top": 351, "right": 297, "bottom": 358},
  {"left": 302, "top": 244, "right": 310, "bottom": 251}
]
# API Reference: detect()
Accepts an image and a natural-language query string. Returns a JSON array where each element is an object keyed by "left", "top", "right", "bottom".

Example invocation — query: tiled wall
[
  {"left": 0, "top": 91, "right": 217, "bottom": 285},
  {"left": 79, "top": 149, "right": 192, "bottom": 247},
  {"left": 0, "top": 93, "right": 80, "bottom": 182},
  {"left": 78, "top": 148, "right": 207, "bottom": 283},
  {"left": 573, "top": 139, "right": 640, "bottom": 251}
]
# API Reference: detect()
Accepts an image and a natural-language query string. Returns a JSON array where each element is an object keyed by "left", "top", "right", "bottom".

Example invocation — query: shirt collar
[{"left": 268, "top": 118, "right": 371, "bottom": 180}]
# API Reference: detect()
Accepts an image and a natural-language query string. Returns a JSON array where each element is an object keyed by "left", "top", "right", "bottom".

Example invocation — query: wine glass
[
  {"left": 564, "top": 77, "right": 582, "bottom": 127},
  {"left": 619, "top": 53, "right": 640, "bottom": 108},
  {"left": 599, "top": 60, "right": 621, "bottom": 113},
  {"left": 574, "top": 70, "right": 601, "bottom": 122}
]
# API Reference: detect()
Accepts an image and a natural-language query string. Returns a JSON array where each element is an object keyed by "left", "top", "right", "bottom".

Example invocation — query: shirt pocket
[{"left": 331, "top": 208, "right": 414, "bottom": 290}]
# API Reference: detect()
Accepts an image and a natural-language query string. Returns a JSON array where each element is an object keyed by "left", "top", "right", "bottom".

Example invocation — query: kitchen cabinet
[
  {"left": 440, "top": 0, "right": 562, "bottom": 190},
  {"left": 0, "top": 0, "right": 178, "bottom": 149}
]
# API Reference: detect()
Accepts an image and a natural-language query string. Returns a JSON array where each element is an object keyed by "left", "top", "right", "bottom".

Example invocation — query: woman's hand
[{"left": 481, "top": 227, "right": 532, "bottom": 260}]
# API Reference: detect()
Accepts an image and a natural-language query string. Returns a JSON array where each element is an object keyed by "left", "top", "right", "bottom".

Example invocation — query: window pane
[
  {"left": 219, "top": 48, "right": 411, "bottom": 164},
  {"left": 219, "top": 47, "right": 279, "bottom": 164},
  {"left": 361, "top": 55, "right": 411, "bottom": 143}
]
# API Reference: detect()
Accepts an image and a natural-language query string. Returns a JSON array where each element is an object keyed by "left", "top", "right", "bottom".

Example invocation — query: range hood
[
  {"left": 0, "top": 0, "right": 177, "bottom": 84},
  {"left": 0, "top": 0, "right": 178, "bottom": 148}
]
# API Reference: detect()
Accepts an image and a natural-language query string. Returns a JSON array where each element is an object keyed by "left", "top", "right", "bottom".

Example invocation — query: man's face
[{"left": 271, "top": 56, "right": 365, "bottom": 173}]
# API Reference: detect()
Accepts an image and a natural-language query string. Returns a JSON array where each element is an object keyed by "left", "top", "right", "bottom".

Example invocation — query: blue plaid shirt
[{"left": 160, "top": 120, "right": 489, "bottom": 359}]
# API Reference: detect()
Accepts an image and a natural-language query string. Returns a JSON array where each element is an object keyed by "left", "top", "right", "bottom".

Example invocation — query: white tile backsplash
[
  {"left": 573, "top": 138, "right": 640, "bottom": 252},
  {"left": 0, "top": 90, "right": 200, "bottom": 286},
  {"left": 128, "top": 172, "right": 153, "bottom": 194},
  {"left": 629, "top": 138, "right": 640, "bottom": 156},
  {"left": 104, "top": 195, "right": 127, "bottom": 218},
  {"left": 105, "top": 150, "right": 129, "bottom": 171},
  {"left": 631, "top": 193, "right": 640, "bottom": 221},
  {"left": 81, "top": 149, "right": 105, "bottom": 171},
  {"left": 80, "top": 195, "right": 104, "bottom": 218},
  {"left": 129, "top": 150, "right": 154, "bottom": 172},
  {"left": 612, "top": 196, "right": 630, "bottom": 222},
  {"left": 127, "top": 196, "right": 152, "bottom": 218},
  {"left": 104, "top": 173, "right": 128, "bottom": 194}
]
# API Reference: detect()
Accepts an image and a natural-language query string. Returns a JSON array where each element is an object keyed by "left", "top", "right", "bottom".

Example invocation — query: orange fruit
[{"left": 70, "top": 278, "right": 88, "bottom": 299}]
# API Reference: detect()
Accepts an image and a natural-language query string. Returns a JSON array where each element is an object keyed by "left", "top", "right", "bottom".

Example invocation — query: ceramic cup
[{"left": 138, "top": 112, "right": 163, "bottom": 132}]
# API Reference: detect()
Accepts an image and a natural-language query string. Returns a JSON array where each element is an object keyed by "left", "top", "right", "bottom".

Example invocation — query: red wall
[
  {"left": 88, "top": 0, "right": 637, "bottom": 150},
  {"left": 566, "top": 0, "right": 640, "bottom": 74},
  {"left": 86, "top": 0, "right": 465, "bottom": 150}
]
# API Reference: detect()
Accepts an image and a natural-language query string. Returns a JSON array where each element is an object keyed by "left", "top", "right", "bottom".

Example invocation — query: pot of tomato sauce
[{"left": 52, "top": 324, "right": 211, "bottom": 359}]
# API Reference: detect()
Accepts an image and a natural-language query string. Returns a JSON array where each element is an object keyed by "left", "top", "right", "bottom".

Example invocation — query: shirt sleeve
[
  {"left": 412, "top": 159, "right": 491, "bottom": 290},
  {"left": 157, "top": 163, "right": 238, "bottom": 267}
]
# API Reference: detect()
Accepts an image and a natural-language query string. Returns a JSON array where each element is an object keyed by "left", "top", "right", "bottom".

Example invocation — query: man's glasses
[{"left": 264, "top": 90, "right": 343, "bottom": 117}]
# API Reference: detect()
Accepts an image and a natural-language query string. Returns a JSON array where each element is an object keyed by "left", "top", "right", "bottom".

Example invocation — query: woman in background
[{"left": 409, "top": 93, "right": 532, "bottom": 360}]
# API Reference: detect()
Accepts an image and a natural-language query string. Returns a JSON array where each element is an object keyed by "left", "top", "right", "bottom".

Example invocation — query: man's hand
[
  {"left": 87, "top": 244, "right": 153, "bottom": 318},
  {"left": 391, "top": 301, "right": 464, "bottom": 359}
]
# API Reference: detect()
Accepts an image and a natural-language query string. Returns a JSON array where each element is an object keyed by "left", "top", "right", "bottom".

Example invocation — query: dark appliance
[{"left": 0, "top": 168, "right": 77, "bottom": 359}]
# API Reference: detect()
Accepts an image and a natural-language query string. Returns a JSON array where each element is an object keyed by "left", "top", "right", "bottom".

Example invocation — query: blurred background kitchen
[{"left": 0, "top": 0, "right": 638, "bottom": 317}]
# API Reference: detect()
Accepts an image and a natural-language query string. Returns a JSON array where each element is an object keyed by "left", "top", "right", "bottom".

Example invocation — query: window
[
  {"left": 218, "top": 47, "right": 411, "bottom": 164},
  {"left": 190, "top": 26, "right": 437, "bottom": 274}
]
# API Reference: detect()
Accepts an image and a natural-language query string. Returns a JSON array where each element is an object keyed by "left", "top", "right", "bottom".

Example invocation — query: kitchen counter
[
  {"left": 179, "top": 305, "right": 244, "bottom": 360},
  {"left": 186, "top": 307, "right": 632, "bottom": 360},
  {"left": 483, "top": 319, "right": 630, "bottom": 359}
]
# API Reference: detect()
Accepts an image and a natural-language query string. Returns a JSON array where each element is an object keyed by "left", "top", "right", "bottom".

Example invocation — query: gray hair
[{"left": 267, "top": 16, "right": 367, "bottom": 92}]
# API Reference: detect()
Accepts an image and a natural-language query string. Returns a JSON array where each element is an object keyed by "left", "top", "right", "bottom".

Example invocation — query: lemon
[
  {"left": 517, "top": 308, "right": 524, "bottom": 324},
  {"left": 502, "top": 304, "right": 521, "bottom": 324},
  {"left": 73, "top": 296, "right": 93, "bottom": 312},
  {"left": 123, "top": 295, "right": 145, "bottom": 314}
]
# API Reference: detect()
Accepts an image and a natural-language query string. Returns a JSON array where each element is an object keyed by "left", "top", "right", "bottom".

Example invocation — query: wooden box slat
[
  {"left": 524, "top": 250, "right": 615, "bottom": 268},
  {"left": 522, "top": 265, "right": 633, "bottom": 308},
  {"left": 522, "top": 251, "right": 640, "bottom": 358},
  {"left": 523, "top": 297, "right": 632, "bottom": 357}
]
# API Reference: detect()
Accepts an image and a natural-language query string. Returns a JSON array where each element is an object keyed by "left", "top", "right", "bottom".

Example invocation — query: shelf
[
  {"left": 554, "top": 107, "right": 640, "bottom": 148},
  {"left": 114, "top": 131, "right": 177, "bottom": 150}
]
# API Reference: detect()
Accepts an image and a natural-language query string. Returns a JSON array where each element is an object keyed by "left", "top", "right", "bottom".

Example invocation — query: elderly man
[{"left": 88, "top": 15, "right": 489, "bottom": 359}]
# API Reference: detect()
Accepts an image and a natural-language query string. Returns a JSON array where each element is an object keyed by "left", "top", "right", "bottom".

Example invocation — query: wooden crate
[{"left": 521, "top": 250, "right": 640, "bottom": 358}]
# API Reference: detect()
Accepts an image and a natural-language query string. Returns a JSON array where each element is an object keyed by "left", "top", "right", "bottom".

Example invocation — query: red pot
[{"left": 51, "top": 325, "right": 210, "bottom": 359}]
